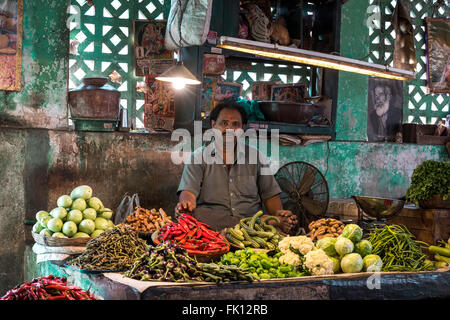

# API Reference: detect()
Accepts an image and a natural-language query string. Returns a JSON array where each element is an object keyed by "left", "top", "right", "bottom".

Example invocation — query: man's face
[
  {"left": 211, "top": 108, "right": 244, "bottom": 149},
  {"left": 211, "top": 108, "right": 243, "bottom": 134},
  {"left": 374, "top": 85, "right": 391, "bottom": 117},
  {"left": 374, "top": 86, "right": 387, "bottom": 105}
]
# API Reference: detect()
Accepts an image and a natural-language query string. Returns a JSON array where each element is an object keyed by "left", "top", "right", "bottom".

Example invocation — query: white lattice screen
[
  {"left": 368, "top": 0, "right": 449, "bottom": 124},
  {"left": 68, "top": 0, "right": 168, "bottom": 128}
]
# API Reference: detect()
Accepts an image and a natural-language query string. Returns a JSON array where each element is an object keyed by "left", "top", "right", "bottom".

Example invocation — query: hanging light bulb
[
  {"left": 172, "top": 78, "right": 186, "bottom": 90},
  {"left": 156, "top": 61, "right": 201, "bottom": 89},
  {"left": 156, "top": 0, "right": 202, "bottom": 89}
]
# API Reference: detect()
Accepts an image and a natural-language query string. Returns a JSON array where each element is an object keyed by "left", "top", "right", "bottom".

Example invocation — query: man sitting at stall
[{"left": 175, "top": 101, "right": 298, "bottom": 234}]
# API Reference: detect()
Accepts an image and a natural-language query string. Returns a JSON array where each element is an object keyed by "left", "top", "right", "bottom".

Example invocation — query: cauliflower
[
  {"left": 278, "top": 235, "right": 314, "bottom": 256},
  {"left": 278, "top": 251, "right": 302, "bottom": 267},
  {"left": 304, "top": 249, "right": 334, "bottom": 276}
]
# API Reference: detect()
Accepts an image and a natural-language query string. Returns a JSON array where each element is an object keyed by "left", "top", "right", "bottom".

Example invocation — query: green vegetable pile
[
  {"left": 225, "top": 211, "right": 282, "bottom": 250},
  {"left": 367, "top": 224, "right": 434, "bottom": 272},
  {"left": 33, "top": 185, "right": 115, "bottom": 239},
  {"left": 218, "top": 247, "right": 305, "bottom": 279},
  {"left": 124, "top": 242, "right": 258, "bottom": 283},
  {"left": 405, "top": 160, "right": 450, "bottom": 206},
  {"left": 68, "top": 225, "right": 148, "bottom": 271},
  {"left": 315, "top": 224, "right": 381, "bottom": 273},
  {"left": 426, "top": 238, "right": 450, "bottom": 269}
]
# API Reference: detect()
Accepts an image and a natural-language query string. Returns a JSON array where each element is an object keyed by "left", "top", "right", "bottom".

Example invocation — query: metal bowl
[
  {"left": 352, "top": 196, "right": 405, "bottom": 220},
  {"left": 259, "top": 101, "right": 323, "bottom": 124}
]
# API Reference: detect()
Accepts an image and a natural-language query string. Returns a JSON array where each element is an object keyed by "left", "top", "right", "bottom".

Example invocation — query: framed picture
[
  {"left": 425, "top": 18, "right": 450, "bottom": 93},
  {"left": 271, "top": 83, "right": 308, "bottom": 102},
  {"left": 144, "top": 80, "right": 176, "bottom": 131},
  {"left": 201, "top": 76, "right": 218, "bottom": 116},
  {"left": 0, "top": 0, "right": 23, "bottom": 91},
  {"left": 202, "top": 54, "right": 225, "bottom": 75},
  {"left": 251, "top": 81, "right": 280, "bottom": 101},
  {"left": 367, "top": 77, "right": 403, "bottom": 142},
  {"left": 214, "top": 81, "right": 242, "bottom": 103},
  {"left": 134, "top": 20, "right": 174, "bottom": 76}
]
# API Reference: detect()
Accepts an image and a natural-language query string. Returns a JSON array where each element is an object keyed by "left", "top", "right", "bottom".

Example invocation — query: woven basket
[
  {"left": 32, "top": 232, "right": 91, "bottom": 247},
  {"left": 419, "top": 194, "right": 450, "bottom": 210}
]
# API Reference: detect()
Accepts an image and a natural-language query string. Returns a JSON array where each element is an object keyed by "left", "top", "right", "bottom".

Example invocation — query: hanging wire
[{"left": 177, "top": 0, "right": 184, "bottom": 62}]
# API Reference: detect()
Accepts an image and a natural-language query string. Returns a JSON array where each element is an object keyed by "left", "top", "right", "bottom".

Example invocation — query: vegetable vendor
[{"left": 175, "top": 101, "right": 298, "bottom": 233}]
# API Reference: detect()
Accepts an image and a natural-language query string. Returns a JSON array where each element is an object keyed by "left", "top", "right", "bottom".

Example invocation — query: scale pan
[{"left": 352, "top": 196, "right": 405, "bottom": 220}]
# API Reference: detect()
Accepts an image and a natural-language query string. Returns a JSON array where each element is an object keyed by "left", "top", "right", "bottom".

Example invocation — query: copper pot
[{"left": 68, "top": 77, "right": 120, "bottom": 119}]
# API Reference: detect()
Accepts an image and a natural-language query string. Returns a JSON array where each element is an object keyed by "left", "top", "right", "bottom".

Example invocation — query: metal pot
[{"left": 68, "top": 77, "right": 121, "bottom": 119}]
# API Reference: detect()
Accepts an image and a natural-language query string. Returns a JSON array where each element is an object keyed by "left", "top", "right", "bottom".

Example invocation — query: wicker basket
[
  {"left": 419, "top": 194, "right": 450, "bottom": 210},
  {"left": 32, "top": 232, "right": 91, "bottom": 247}
]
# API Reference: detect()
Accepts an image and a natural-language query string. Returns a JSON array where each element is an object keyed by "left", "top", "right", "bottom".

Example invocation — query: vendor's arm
[
  {"left": 263, "top": 195, "right": 299, "bottom": 234},
  {"left": 175, "top": 149, "right": 204, "bottom": 214},
  {"left": 264, "top": 195, "right": 283, "bottom": 215}
]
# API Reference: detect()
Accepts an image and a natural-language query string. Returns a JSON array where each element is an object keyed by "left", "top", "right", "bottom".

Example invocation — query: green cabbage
[
  {"left": 362, "top": 254, "right": 383, "bottom": 272},
  {"left": 341, "top": 224, "right": 363, "bottom": 243},
  {"left": 315, "top": 237, "right": 338, "bottom": 257},
  {"left": 341, "top": 253, "right": 363, "bottom": 273},
  {"left": 354, "top": 240, "right": 373, "bottom": 258},
  {"left": 335, "top": 236, "right": 354, "bottom": 256},
  {"left": 329, "top": 256, "right": 341, "bottom": 273}
]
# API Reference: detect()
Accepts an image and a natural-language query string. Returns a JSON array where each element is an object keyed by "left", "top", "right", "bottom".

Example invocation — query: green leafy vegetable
[{"left": 405, "top": 160, "right": 450, "bottom": 206}]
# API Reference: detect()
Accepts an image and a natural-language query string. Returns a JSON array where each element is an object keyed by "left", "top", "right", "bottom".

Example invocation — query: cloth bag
[
  {"left": 165, "top": 0, "right": 214, "bottom": 50},
  {"left": 114, "top": 193, "right": 140, "bottom": 225},
  {"left": 32, "top": 243, "right": 86, "bottom": 264}
]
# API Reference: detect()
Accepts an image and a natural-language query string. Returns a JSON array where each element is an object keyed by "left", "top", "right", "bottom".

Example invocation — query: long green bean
[{"left": 367, "top": 224, "right": 433, "bottom": 272}]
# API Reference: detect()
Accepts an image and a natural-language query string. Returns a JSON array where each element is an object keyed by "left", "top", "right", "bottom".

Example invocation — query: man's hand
[
  {"left": 261, "top": 210, "right": 298, "bottom": 235},
  {"left": 275, "top": 210, "right": 299, "bottom": 235},
  {"left": 175, "top": 190, "right": 197, "bottom": 217},
  {"left": 175, "top": 200, "right": 196, "bottom": 214}
]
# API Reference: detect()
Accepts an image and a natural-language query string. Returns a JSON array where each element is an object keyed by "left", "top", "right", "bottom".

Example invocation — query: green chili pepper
[
  {"left": 279, "top": 266, "right": 291, "bottom": 273},
  {"left": 260, "top": 259, "right": 272, "bottom": 269}
]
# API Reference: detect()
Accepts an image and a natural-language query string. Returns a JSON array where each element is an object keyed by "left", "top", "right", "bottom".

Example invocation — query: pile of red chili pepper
[
  {"left": 157, "top": 213, "right": 230, "bottom": 255},
  {"left": 0, "top": 275, "right": 101, "bottom": 300}
]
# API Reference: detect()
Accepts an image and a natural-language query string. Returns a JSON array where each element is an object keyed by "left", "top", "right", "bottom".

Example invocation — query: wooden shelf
[{"left": 202, "top": 118, "right": 333, "bottom": 135}]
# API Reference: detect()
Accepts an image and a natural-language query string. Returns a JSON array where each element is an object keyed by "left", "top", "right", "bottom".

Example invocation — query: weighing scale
[{"left": 352, "top": 196, "right": 405, "bottom": 231}]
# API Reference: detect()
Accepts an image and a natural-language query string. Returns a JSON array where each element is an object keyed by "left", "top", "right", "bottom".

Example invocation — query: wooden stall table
[{"left": 36, "top": 260, "right": 450, "bottom": 300}]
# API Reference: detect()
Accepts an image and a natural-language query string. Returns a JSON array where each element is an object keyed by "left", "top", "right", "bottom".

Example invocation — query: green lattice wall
[
  {"left": 368, "top": 0, "right": 449, "bottom": 124},
  {"left": 223, "top": 63, "right": 312, "bottom": 99},
  {"left": 69, "top": 0, "right": 169, "bottom": 128}
]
